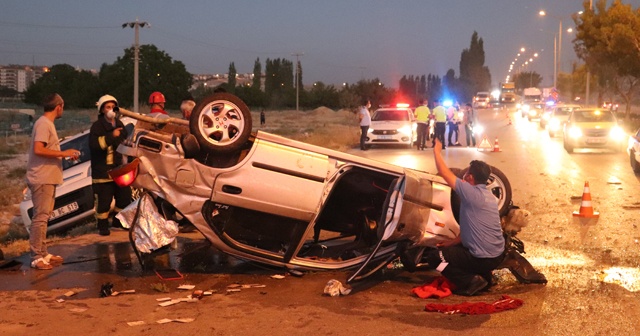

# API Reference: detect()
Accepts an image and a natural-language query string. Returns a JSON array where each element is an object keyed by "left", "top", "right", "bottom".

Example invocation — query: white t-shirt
[{"left": 359, "top": 106, "right": 371, "bottom": 127}]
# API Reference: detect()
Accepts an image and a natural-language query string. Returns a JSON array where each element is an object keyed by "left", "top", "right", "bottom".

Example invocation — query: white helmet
[{"left": 96, "top": 94, "right": 118, "bottom": 113}]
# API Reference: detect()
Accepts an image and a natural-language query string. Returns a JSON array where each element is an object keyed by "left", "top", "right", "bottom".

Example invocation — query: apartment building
[{"left": 0, "top": 65, "right": 48, "bottom": 92}]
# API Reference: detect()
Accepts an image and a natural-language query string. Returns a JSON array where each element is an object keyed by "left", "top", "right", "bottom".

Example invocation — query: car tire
[
  {"left": 459, "top": 165, "right": 512, "bottom": 217},
  {"left": 630, "top": 150, "right": 640, "bottom": 173},
  {"left": 189, "top": 93, "right": 252, "bottom": 154},
  {"left": 563, "top": 138, "right": 574, "bottom": 153}
]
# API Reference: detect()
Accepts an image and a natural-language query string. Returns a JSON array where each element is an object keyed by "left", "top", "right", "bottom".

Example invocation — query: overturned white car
[{"left": 112, "top": 93, "right": 543, "bottom": 284}]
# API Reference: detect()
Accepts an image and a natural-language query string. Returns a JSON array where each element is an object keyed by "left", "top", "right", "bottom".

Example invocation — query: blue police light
[{"left": 443, "top": 100, "right": 453, "bottom": 107}]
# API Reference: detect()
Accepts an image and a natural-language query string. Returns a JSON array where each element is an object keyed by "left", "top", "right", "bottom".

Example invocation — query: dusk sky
[{"left": 1, "top": 1, "right": 624, "bottom": 89}]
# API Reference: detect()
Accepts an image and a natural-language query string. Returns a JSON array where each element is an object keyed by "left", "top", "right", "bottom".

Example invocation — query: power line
[{"left": 0, "top": 20, "right": 118, "bottom": 29}]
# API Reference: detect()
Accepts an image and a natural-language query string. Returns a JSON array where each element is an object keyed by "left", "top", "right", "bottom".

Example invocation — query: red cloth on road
[
  {"left": 411, "top": 276, "right": 456, "bottom": 299},
  {"left": 424, "top": 295, "right": 524, "bottom": 314}
]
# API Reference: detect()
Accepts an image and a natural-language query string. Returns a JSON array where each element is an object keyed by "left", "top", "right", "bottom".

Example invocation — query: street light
[{"left": 122, "top": 18, "right": 149, "bottom": 113}]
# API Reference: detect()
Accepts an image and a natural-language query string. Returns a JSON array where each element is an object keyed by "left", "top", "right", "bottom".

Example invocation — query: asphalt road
[{"left": 1, "top": 107, "right": 639, "bottom": 335}]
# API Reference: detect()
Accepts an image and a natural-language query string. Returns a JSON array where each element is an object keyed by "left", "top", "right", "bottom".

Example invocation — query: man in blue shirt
[{"left": 426, "top": 138, "right": 505, "bottom": 296}]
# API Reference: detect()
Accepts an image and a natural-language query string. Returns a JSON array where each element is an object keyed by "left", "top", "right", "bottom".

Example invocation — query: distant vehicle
[
  {"left": 473, "top": 92, "right": 491, "bottom": 108},
  {"left": 365, "top": 104, "right": 416, "bottom": 149},
  {"left": 500, "top": 82, "right": 516, "bottom": 104},
  {"left": 20, "top": 117, "right": 137, "bottom": 233},
  {"left": 563, "top": 108, "right": 626, "bottom": 153},
  {"left": 518, "top": 88, "right": 544, "bottom": 121},
  {"left": 628, "top": 128, "right": 640, "bottom": 173},
  {"left": 543, "top": 104, "right": 581, "bottom": 137},
  {"left": 602, "top": 101, "right": 619, "bottom": 112}
]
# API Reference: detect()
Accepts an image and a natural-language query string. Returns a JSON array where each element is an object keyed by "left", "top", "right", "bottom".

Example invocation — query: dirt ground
[{"left": 3, "top": 109, "right": 640, "bottom": 335}]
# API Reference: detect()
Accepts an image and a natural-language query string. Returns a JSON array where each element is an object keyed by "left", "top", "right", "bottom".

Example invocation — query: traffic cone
[
  {"left": 477, "top": 136, "right": 492, "bottom": 151},
  {"left": 492, "top": 137, "right": 501, "bottom": 152},
  {"left": 508, "top": 117, "right": 512, "bottom": 125},
  {"left": 573, "top": 181, "right": 599, "bottom": 218}
]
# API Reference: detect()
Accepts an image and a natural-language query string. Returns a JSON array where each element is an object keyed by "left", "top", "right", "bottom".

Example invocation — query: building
[{"left": 0, "top": 65, "right": 48, "bottom": 93}]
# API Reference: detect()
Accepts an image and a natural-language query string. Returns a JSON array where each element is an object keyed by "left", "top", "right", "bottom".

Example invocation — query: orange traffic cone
[
  {"left": 492, "top": 137, "right": 501, "bottom": 152},
  {"left": 573, "top": 181, "right": 599, "bottom": 218},
  {"left": 508, "top": 117, "right": 512, "bottom": 125}
]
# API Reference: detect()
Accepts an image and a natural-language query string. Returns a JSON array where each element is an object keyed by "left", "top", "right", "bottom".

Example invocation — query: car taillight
[{"left": 108, "top": 158, "right": 140, "bottom": 187}]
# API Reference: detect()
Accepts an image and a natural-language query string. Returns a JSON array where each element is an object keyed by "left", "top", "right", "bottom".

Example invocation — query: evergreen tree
[
  {"left": 228, "top": 62, "right": 237, "bottom": 93},
  {"left": 459, "top": 31, "right": 492, "bottom": 102},
  {"left": 252, "top": 58, "right": 261, "bottom": 90}
]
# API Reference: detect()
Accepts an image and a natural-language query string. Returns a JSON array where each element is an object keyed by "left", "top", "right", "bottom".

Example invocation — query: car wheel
[
  {"left": 459, "top": 165, "right": 512, "bottom": 217},
  {"left": 630, "top": 150, "right": 640, "bottom": 173},
  {"left": 190, "top": 93, "right": 252, "bottom": 154},
  {"left": 563, "top": 138, "right": 574, "bottom": 153}
]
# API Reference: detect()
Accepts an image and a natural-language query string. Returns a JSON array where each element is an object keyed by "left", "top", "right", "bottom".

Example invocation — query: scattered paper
[
  {"left": 127, "top": 321, "right": 146, "bottom": 327},
  {"left": 203, "top": 291, "right": 213, "bottom": 296},
  {"left": 69, "top": 308, "right": 87, "bottom": 313},
  {"left": 177, "top": 284, "right": 195, "bottom": 290},
  {"left": 156, "top": 297, "right": 172, "bottom": 302},
  {"left": 271, "top": 274, "right": 286, "bottom": 280},
  {"left": 156, "top": 318, "right": 195, "bottom": 324},
  {"left": 56, "top": 298, "right": 65, "bottom": 303},
  {"left": 64, "top": 291, "right": 76, "bottom": 297}
]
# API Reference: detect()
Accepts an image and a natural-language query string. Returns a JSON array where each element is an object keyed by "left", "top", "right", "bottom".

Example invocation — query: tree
[
  {"left": 99, "top": 44, "right": 191, "bottom": 110},
  {"left": 513, "top": 71, "right": 543, "bottom": 91},
  {"left": 24, "top": 64, "right": 100, "bottom": 108},
  {"left": 574, "top": 0, "right": 640, "bottom": 117},
  {"left": 459, "top": 31, "right": 492, "bottom": 102},
  {"left": 264, "top": 58, "right": 294, "bottom": 108},
  {"left": 252, "top": 58, "right": 262, "bottom": 90},
  {"left": 227, "top": 62, "right": 237, "bottom": 93},
  {"left": 307, "top": 81, "right": 339, "bottom": 109}
]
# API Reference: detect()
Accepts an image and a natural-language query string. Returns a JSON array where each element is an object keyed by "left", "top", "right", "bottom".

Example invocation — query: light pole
[
  {"left": 292, "top": 52, "right": 304, "bottom": 112},
  {"left": 123, "top": 18, "right": 149, "bottom": 113},
  {"left": 539, "top": 10, "right": 564, "bottom": 89}
]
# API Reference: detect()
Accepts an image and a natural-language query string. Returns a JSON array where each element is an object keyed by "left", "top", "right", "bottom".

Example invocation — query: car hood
[{"left": 572, "top": 122, "right": 616, "bottom": 129}]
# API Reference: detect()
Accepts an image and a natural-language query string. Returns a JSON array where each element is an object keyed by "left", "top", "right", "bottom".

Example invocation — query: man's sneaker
[
  {"left": 31, "top": 258, "right": 52, "bottom": 270},
  {"left": 44, "top": 254, "right": 64, "bottom": 266},
  {"left": 454, "top": 275, "right": 488, "bottom": 296}
]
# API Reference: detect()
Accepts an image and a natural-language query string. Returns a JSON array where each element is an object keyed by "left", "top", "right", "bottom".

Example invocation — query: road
[{"left": 1, "top": 107, "right": 639, "bottom": 335}]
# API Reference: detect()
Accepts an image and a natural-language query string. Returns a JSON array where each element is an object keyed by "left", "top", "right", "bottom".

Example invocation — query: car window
[
  {"left": 372, "top": 109, "right": 410, "bottom": 121},
  {"left": 61, "top": 133, "right": 91, "bottom": 170},
  {"left": 555, "top": 107, "right": 573, "bottom": 116},
  {"left": 573, "top": 110, "right": 614, "bottom": 123}
]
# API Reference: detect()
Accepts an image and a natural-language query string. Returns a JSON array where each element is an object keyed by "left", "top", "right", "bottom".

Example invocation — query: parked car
[
  {"left": 542, "top": 104, "right": 581, "bottom": 137},
  {"left": 364, "top": 104, "right": 416, "bottom": 149},
  {"left": 627, "top": 127, "right": 640, "bottom": 173},
  {"left": 563, "top": 108, "right": 626, "bottom": 153},
  {"left": 20, "top": 117, "right": 137, "bottom": 233},
  {"left": 602, "top": 101, "right": 619, "bottom": 112},
  {"left": 111, "top": 93, "right": 525, "bottom": 282}
]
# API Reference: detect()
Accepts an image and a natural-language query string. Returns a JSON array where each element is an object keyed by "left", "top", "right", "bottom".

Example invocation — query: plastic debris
[
  {"left": 100, "top": 283, "right": 114, "bottom": 298},
  {"left": 177, "top": 284, "right": 196, "bottom": 290},
  {"left": 271, "top": 274, "right": 286, "bottom": 279},
  {"left": 323, "top": 279, "right": 352, "bottom": 297},
  {"left": 156, "top": 318, "right": 194, "bottom": 324},
  {"left": 127, "top": 321, "right": 146, "bottom": 327}
]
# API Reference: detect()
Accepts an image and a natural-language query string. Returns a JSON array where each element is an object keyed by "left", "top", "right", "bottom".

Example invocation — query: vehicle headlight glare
[
  {"left": 568, "top": 126, "right": 582, "bottom": 138},
  {"left": 610, "top": 126, "right": 625, "bottom": 141},
  {"left": 398, "top": 125, "right": 412, "bottom": 135},
  {"left": 472, "top": 124, "right": 484, "bottom": 135}
]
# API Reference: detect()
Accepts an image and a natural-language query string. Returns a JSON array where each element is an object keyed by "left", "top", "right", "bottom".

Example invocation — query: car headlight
[
  {"left": 398, "top": 125, "right": 412, "bottom": 136},
  {"left": 568, "top": 126, "right": 583, "bottom": 138},
  {"left": 516, "top": 103, "right": 522, "bottom": 109},
  {"left": 367, "top": 128, "right": 374, "bottom": 133},
  {"left": 523, "top": 105, "right": 531, "bottom": 112},
  {"left": 549, "top": 118, "right": 560, "bottom": 130},
  {"left": 610, "top": 126, "right": 626, "bottom": 141},
  {"left": 472, "top": 124, "right": 484, "bottom": 135}
]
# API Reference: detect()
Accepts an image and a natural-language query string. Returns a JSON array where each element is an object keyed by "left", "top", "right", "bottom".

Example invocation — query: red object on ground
[
  {"left": 411, "top": 276, "right": 456, "bottom": 299},
  {"left": 424, "top": 295, "right": 524, "bottom": 314}
]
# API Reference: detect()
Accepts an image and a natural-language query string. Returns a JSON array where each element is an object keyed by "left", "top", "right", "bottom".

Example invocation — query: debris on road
[
  {"left": 323, "top": 279, "right": 352, "bottom": 297},
  {"left": 156, "top": 318, "right": 195, "bottom": 324}
]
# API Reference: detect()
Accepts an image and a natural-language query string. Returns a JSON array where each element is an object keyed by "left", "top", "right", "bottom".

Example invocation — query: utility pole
[
  {"left": 123, "top": 18, "right": 149, "bottom": 113},
  {"left": 585, "top": 0, "right": 593, "bottom": 106},
  {"left": 292, "top": 52, "right": 304, "bottom": 111}
]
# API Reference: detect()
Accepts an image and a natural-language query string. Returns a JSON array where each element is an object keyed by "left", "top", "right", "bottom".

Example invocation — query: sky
[{"left": 0, "top": 0, "right": 625, "bottom": 89}]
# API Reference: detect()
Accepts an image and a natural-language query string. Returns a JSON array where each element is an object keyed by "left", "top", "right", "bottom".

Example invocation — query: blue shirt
[{"left": 455, "top": 177, "right": 505, "bottom": 258}]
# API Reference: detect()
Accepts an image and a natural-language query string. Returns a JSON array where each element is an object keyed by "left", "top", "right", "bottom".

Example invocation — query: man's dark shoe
[{"left": 455, "top": 275, "right": 488, "bottom": 296}]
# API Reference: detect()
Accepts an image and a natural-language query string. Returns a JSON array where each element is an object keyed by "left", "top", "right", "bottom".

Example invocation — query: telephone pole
[
  {"left": 292, "top": 52, "right": 304, "bottom": 111},
  {"left": 122, "top": 18, "right": 149, "bottom": 112}
]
